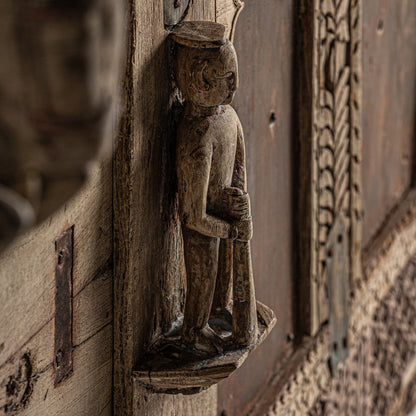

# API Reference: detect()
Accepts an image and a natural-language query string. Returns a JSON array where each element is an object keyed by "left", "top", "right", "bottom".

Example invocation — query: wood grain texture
[
  {"left": 217, "top": 2, "right": 296, "bottom": 414},
  {"left": 186, "top": 0, "right": 215, "bottom": 21},
  {"left": 215, "top": 0, "right": 244, "bottom": 41},
  {"left": 326, "top": 213, "right": 350, "bottom": 372},
  {"left": 361, "top": 0, "right": 416, "bottom": 247},
  {"left": 134, "top": 385, "right": 217, "bottom": 416},
  {"left": 113, "top": 0, "right": 218, "bottom": 414},
  {"left": 0, "top": 160, "right": 113, "bottom": 415},
  {"left": 0, "top": 323, "right": 112, "bottom": 416}
]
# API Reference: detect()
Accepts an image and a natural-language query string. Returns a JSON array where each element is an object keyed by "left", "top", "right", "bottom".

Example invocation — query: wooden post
[{"left": 113, "top": 1, "right": 218, "bottom": 415}]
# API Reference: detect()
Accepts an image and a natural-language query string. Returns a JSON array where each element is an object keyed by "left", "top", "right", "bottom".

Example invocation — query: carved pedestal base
[{"left": 133, "top": 301, "right": 276, "bottom": 394}]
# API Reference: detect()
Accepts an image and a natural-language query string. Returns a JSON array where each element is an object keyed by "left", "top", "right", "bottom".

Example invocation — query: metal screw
[
  {"left": 55, "top": 350, "right": 63, "bottom": 367},
  {"left": 58, "top": 250, "right": 65, "bottom": 265}
]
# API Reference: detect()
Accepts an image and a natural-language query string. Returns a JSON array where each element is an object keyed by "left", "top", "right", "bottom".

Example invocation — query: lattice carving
[{"left": 312, "top": 0, "right": 363, "bottom": 328}]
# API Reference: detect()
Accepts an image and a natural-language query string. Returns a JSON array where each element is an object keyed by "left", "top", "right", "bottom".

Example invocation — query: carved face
[{"left": 177, "top": 41, "right": 239, "bottom": 107}]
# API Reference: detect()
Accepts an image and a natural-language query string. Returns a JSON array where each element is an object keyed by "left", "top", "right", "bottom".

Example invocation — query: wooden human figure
[{"left": 171, "top": 21, "right": 257, "bottom": 349}]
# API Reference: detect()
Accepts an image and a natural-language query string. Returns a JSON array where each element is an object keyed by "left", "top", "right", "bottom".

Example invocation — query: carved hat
[{"left": 170, "top": 21, "right": 226, "bottom": 49}]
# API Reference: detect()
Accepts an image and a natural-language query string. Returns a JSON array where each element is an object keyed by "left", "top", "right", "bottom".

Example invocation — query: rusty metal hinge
[{"left": 54, "top": 227, "right": 74, "bottom": 385}]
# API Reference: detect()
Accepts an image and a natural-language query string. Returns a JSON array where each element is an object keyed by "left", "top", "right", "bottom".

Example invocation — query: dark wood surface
[
  {"left": 362, "top": 0, "right": 416, "bottom": 247},
  {"left": 54, "top": 227, "right": 74, "bottom": 386},
  {"left": 217, "top": 1, "right": 296, "bottom": 414}
]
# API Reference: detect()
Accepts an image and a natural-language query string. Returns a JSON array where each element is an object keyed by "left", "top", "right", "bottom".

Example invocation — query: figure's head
[{"left": 171, "top": 22, "right": 239, "bottom": 108}]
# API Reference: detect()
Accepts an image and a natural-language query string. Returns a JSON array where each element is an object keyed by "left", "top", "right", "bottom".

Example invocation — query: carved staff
[{"left": 225, "top": 125, "right": 257, "bottom": 346}]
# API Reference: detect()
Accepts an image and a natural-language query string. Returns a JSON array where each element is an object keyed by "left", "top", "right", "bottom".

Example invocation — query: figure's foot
[
  {"left": 209, "top": 308, "right": 233, "bottom": 340},
  {"left": 195, "top": 327, "right": 224, "bottom": 353},
  {"left": 182, "top": 326, "right": 224, "bottom": 354}
]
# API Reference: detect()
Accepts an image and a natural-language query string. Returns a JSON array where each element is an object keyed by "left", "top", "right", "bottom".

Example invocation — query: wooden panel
[
  {"left": 362, "top": 0, "right": 416, "bottom": 246},
  {"left": 0, "top": 160, "right": 112, "bottom": 414},
  {"left": 217, "top": 2, "right": 296, "bottom": 415}
]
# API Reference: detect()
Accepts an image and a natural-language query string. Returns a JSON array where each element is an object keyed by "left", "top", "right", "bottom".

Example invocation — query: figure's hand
[
  {"left": 235, "top": 217, "right": 253, "bottom": 242},
  {"left": 222, "top": 187, "right": 250, "bottom": 220}
]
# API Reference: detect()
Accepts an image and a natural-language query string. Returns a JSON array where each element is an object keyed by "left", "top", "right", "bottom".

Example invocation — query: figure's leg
[
  {"left": 211, "top": 238, "right": 233, "bottom": 315},
  {"left": 182, "top": 227, "right": 219, "bottom": 344}
]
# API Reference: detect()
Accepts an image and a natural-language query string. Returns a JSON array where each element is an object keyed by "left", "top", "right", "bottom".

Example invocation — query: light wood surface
[{"left": 0, "top": 160, "right": 112, "bottom": 414}]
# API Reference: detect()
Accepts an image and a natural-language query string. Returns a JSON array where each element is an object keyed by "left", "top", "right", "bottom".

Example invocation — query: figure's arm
[
  {"left": 225, "top": 118, "right": 252, "bottom": 242},
  {"left": 223, "top": 118, "right": 250, "bottom": 218},
  {"left": 177, "top": 134, "right": 236, "bottom": 240}
]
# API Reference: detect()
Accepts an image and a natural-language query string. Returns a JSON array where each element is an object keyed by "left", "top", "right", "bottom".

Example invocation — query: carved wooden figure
[
  {"left": 134, "top": 21, "right": 275, "bottom": 394},
  {"left": 174, "top": 20, "right": 257, "bottom": 349}
]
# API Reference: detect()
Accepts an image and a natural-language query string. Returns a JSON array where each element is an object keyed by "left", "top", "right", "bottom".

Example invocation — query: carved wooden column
[{"left": 113, "top": 2, "right": 219, "bottom": 415}]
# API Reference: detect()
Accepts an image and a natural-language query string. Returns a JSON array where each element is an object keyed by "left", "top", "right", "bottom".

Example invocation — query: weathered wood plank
[
  {"left": 0, "top": 301, "right": 112, "bottom": 415},
  {"left": 0, "top": 159, "right": 113, "bottom": 414},
  {"left": 0, "top": 160, "right": 112, "bottom": 367},
  {"left": 361, "top": 0, "right": 416, "bottom": 246},
  {"left": 134, "top": 385, "right": 217, "bottom": 416},
  {"left": 72, "top": 269, "right": 113, "bottom": 347},
  {"left": 21, "top": 325, "right": 111, "bottom": 416},
  {"left": 186, "top": 1, "right": 215, "bottom": 21}
]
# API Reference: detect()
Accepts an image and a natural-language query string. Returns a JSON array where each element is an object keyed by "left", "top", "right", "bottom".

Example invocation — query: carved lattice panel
[{"left": 311, "top": 0, "right": 362, "bottom": 332}]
